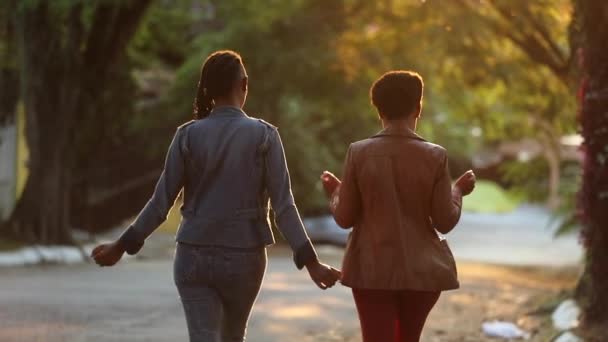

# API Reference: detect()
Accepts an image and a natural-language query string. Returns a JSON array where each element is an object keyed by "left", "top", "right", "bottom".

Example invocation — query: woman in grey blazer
[{"left": 92, "top": 50, "right": 341, "bottom": 342}]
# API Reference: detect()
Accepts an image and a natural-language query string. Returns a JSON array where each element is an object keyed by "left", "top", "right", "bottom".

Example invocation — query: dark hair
[
  {"left": 370, "top": 71, "right": 424, "bottom": 120},
  {"left": 193, "top": 50, "right": 245, "bottom": 119}
]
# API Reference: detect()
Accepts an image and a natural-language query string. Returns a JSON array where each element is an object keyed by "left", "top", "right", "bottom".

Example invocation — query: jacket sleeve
[
  {"left": 265, "top": 128, "right": 318, "bottom": 269},
  {"left": 430, "top": 149, "right": 462, "bottom": 234},
  {"left": 330, "top": 144, "right": 361, "bottom": 228},
  {"left": 117, "top": 127, "right": 187, "bottom": 254}
]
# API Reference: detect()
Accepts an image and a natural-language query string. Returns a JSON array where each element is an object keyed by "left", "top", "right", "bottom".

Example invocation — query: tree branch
[
  {"left": 84, "top": 0, "right": 152, "bottom": 71},
  {"left": 486, "top": 0, "right": 570, "bottom": 83},
  {"left": 521, "top": 6, "right": 569, "bottom": 67}
]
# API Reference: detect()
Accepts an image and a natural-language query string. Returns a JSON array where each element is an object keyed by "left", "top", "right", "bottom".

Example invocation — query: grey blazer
[{"left": 118, "top": 106, "right": 317, "bottom": 268}]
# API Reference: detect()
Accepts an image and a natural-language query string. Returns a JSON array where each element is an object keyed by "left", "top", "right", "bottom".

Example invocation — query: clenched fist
[
  {"left": 91, "top": 241, "right": 125, "bottom": 267},
  {"left": 454, "top": 170, "right": 476, "bottom": 196},
  {"left": 320, "top": 171, "right": 341, "bottom": 198}
]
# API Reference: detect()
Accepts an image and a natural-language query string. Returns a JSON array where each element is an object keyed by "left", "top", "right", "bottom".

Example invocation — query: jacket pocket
[{"left": 439, "top": 239, "right": 458, "bottom": 277}]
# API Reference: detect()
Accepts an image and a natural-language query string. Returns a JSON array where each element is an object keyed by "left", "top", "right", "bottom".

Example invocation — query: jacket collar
[
  {"left": 209, "top": 105, "right": 247, "bottom": 117},
  {"left": 372, "top": 127, "right": 427, "bottom": 141}
]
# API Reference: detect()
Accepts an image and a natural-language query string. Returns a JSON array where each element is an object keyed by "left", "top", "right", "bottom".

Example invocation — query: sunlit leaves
[{"left": 127, "top": 0, "right": 577, "bottom": 211}]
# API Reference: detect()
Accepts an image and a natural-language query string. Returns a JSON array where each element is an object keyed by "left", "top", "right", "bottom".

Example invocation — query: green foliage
[
  {"left": 129, "top": 0, "right": 200, "bottom": 68},
  {"left": 124, "top": 0, "right": 577, "bottom": 214},
  {"left": 129, "top": 0, "right": 377, "bottom": 214},
  {"left": 501, "top": 158, "right": 552, "bottom": 203},
  {"left": 501, "top": 157, "right": 582, "bottom": 229},
  {"left": 0, "top": 0, "right": 581, "bottom": 235}
]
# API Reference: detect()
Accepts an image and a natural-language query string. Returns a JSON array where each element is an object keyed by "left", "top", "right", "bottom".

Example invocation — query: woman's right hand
[
  {"left": 91, "top": 241, "right": 125, "bottom": 267},
  {"left": 454, "top": 170, "right": 476, "bottom": 196},
  {"left": 320, "top": 171, "right": 341, "bottom": 198}
]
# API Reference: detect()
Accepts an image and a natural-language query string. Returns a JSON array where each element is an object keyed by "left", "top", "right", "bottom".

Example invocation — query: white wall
[{"left": 0, "top": 123, "right": 17, "bottom": 220}]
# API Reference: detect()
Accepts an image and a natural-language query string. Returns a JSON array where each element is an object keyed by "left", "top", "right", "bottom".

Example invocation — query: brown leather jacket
[{"left": 330, "top": 127, "right": 462, "bottom": 291}]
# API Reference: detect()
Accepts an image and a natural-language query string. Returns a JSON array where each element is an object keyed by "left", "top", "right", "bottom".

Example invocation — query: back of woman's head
[
  {"left": 370, "top": 71, "right": 424, "bottom": 120},
  {"left": 193, "top": 50, "right": 245, "bottom": 119}
]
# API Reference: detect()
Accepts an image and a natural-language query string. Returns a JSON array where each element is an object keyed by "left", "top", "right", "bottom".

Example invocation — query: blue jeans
[{"left": 174, "top": 243, "right": 267, "bottom": 341}]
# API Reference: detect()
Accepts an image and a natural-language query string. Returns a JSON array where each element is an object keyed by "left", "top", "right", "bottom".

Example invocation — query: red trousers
[{"left": 352, "top": 288, "right": 440, "bottom": 342}]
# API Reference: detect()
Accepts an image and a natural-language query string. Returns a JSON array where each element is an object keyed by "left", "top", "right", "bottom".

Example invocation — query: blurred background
[{"left": 1, "top": 0, "right": 606, "bottom": 341}]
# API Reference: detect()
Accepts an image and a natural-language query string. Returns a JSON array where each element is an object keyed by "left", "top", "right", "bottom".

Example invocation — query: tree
[
  {"left": 2, "top": 0, "right": 151, "bottom": 244},
  {"left": 150, "top": 0, "right": 577, "bottom": 213},
  {"left": 362, "top": 0, "right": 575, "bottom": 208},
  {"left": 574, "top": 0, "right": 608, "bottom": 335},
  {"left": 326, "top": 0, "right": 576, "bottom": 208},
  {"left": 0, "top": 0, "right": 583, "bottom": 244},
  {"left": 451, "top": 0, "right": 574, "bottom": 209}
]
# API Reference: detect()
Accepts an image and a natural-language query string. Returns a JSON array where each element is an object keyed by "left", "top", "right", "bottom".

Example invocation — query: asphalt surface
[
  {"left": 449, "top": 205, "right": 583, "bottom": 266},
  {"left": 0, "top": 247, "right": 359, "bottom": 342},
  {"left": 0, "top": 245, "right": 577, "bottom": 342},
  {"left": 0, "top": 205, "right": 584, "bottom": 341}
]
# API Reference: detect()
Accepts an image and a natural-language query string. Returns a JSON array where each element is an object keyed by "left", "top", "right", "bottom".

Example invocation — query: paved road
[
  {"left": 0, "top": 248, "right": 358, "bottom": 342},
  {"left": 0, "top": 205, "right": 583, "bottom": 341},
  {"left": 449, "top": 206, "right": 583, "bottom": 266},
  {"left": 0, "top": 244, "right": 577, "bottom": 342}
]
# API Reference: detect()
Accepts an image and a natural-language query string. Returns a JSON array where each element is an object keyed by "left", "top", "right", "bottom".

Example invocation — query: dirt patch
[
  {"left": 421, "top": 263, "right": 579, "bottom": 341},
  {"left": 302, "top": 258, "right": 581, "bottom": 341}
]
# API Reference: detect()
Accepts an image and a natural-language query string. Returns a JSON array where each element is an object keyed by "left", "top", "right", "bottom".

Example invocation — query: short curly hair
[{"left": 370, "top": 71, "right": 424, "bottom": 120}]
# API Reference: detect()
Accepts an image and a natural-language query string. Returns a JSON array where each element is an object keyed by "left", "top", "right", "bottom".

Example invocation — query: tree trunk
[
  {"left": 532, "top": 117, "right": 562, "bottom": 210},
  {"left": 1, "top": 0, "right": 19, "bottom": 124},
  {"left": 575, "top": 0, "right": 608, "bottom": 335},
  {"left": 2, "top": 1, "right": 151, "bottom": 244},
  {"left": 9, "top": 143, "right": 72, "bottom": 244},
  {"left": 3, "top": 2, "right": 74, "bottom": 244}
]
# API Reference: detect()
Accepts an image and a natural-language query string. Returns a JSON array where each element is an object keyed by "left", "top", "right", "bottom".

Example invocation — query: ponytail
[
  {"left": 193, "top": 50, "right": 244, "bottom": 120},
  {"left": 193, "top": 62, "right": 214, "bottom": 119}
]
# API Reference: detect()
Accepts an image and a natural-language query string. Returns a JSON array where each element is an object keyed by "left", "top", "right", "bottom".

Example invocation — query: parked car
[{"left": 303, "top": 215, "right": 350, "bottom": 247}]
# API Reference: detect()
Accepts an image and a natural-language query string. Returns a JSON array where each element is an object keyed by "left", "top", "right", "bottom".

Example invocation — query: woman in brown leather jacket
[{"left": 321, "top": 70, "right": 476, "bottom": 342}]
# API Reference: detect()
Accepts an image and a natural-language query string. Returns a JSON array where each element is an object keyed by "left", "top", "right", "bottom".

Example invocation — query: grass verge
[{"left": 461, "top": 180, "right": 522, "bottom": 213}]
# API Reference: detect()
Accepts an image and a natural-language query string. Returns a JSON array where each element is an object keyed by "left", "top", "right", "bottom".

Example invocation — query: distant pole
[{"left": 0, "top": 115, "right": 16, "bottom": 221}]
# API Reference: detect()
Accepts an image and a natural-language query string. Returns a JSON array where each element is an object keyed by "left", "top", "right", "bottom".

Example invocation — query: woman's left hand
[
  {"left": 91, "top": 241, "right": 125, "bottom": 267},
  {"left": 320, "top": 171, "right": 341, "bottom": 197}
]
